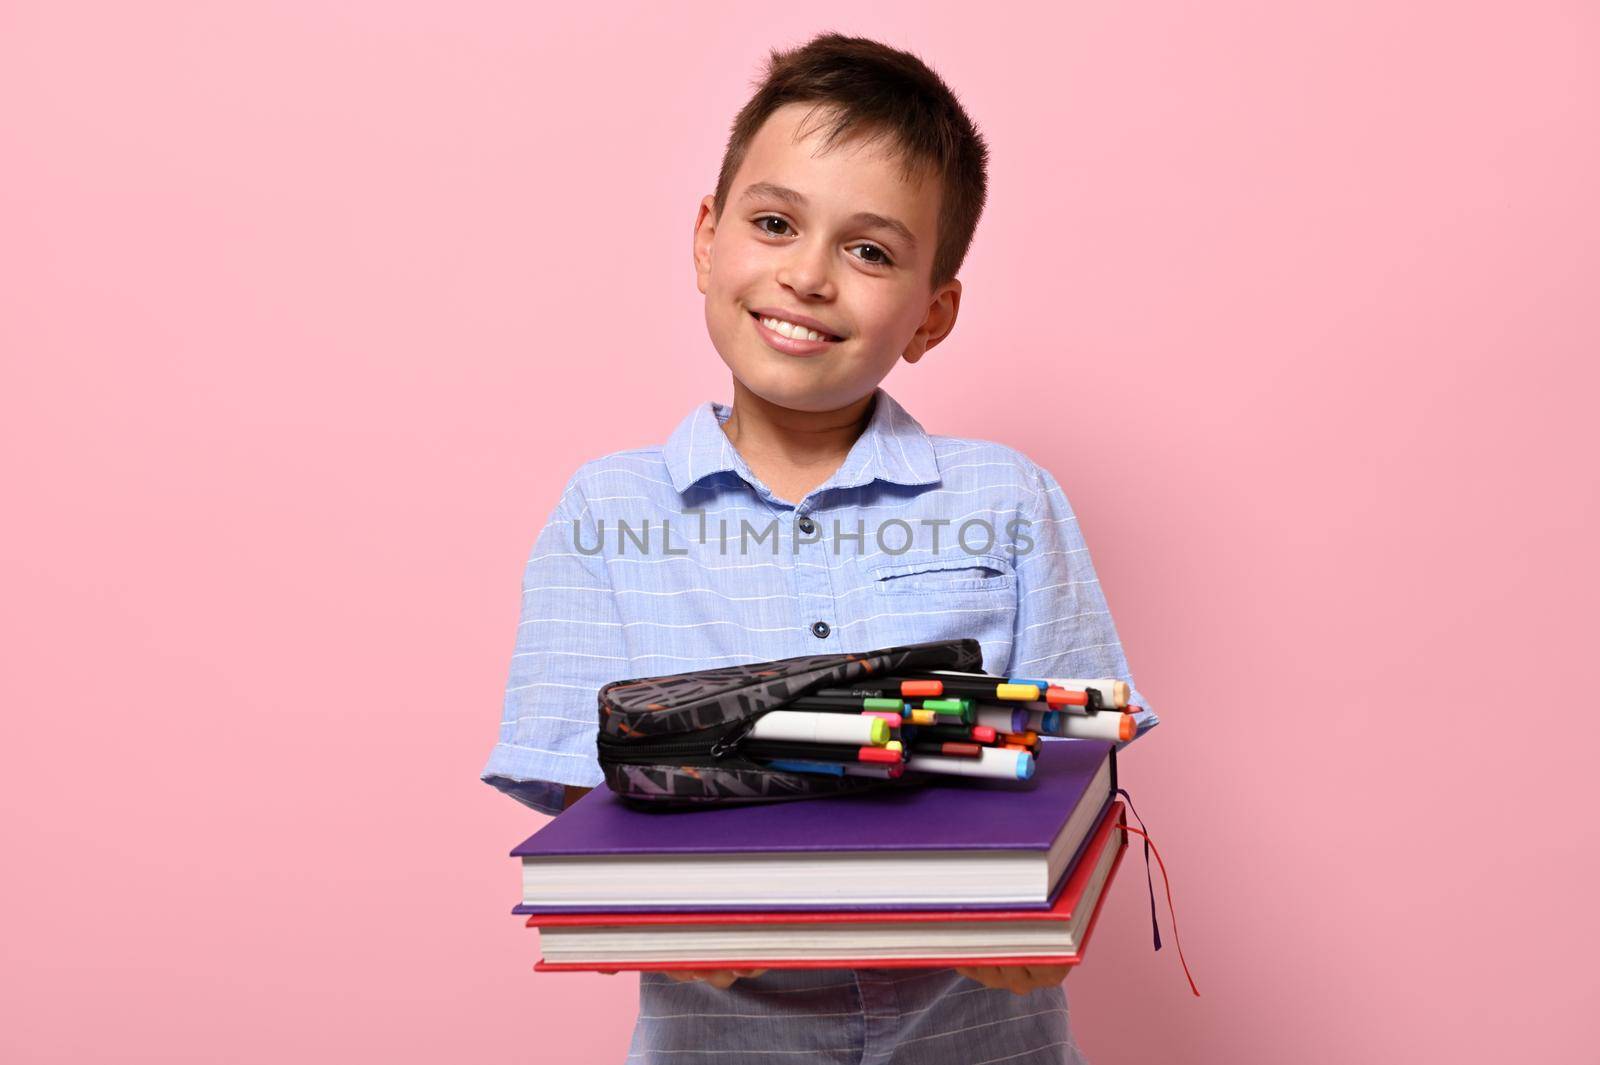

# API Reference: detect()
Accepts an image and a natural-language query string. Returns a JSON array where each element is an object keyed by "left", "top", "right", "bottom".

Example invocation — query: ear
[
  {"left": 902, "top": 279, "right": 962, "bottom": 364},
  {"left": 693, "top": 194, "right": 718, "bottom": 296}
]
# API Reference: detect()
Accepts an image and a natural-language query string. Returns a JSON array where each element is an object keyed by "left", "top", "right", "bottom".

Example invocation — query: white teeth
[{"left": 760, "top": 315, "right": 830, "bottom": 342}]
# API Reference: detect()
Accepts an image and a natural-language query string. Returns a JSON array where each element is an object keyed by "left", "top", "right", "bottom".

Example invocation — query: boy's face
[{"left": 694, "top": 103, "right": 961, "bottom": 414}]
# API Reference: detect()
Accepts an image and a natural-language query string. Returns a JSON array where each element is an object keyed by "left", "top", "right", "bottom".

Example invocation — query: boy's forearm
[{"left": 561, "top": 784, "right": 593, "bottom": 810}]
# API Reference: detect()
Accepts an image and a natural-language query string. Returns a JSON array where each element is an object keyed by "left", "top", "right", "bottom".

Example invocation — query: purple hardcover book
[{"left": 511, "top": 739, "right": 1116, "bottom": 915}]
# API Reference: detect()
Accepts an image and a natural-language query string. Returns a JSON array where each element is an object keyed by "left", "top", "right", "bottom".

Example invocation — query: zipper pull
[{"left": 709, "top": 715, "right": 760, "bottom": 758}]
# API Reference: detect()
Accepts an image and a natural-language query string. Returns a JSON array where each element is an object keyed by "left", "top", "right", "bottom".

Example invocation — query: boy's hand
[
  {"left": 954, "top": 964, "right": 1072, "bottom": 995},
  {"left": 664, "top": 968, "right": 768, "bottom": 989}
]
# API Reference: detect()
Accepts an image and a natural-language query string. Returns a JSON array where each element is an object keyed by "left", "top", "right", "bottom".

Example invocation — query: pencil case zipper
[{"left": 594, "top": 715, "right": 762, "bottom": 767}]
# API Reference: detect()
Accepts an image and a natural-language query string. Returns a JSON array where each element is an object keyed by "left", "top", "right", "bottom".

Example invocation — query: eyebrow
[{"left": 738, "top": 181, "right": 919, "bottom": 252}]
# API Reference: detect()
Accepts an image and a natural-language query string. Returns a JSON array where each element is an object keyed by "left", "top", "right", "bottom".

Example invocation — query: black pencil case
[{"left": 594, "top": 638, "right": 986, "bottom": 807}]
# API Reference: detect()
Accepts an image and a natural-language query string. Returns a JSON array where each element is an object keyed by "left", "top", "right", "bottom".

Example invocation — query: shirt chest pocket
[
  {"left": 868, "top": 553, "right": 1017, "bottom": 595},
  {"left": 861, "top": 553, "right": 1017, "bottom": 669}
]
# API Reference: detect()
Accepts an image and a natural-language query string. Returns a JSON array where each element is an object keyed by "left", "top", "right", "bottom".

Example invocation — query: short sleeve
[
  {"left": 1008, "top": 462, "right": 1160, "bottom": 749},
  {"left": 479, "top": 474, "right": 632, "bottom": 815}
]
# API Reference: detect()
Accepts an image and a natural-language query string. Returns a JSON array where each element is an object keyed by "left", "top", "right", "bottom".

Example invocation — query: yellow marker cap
[{"left": 868, "top": 718, "right": 889, "bottom": 745}]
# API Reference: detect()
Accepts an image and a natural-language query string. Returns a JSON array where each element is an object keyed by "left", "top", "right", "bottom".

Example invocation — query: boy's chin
[{"left": 728, "top": 371, "right": 876, "bottom": 415}]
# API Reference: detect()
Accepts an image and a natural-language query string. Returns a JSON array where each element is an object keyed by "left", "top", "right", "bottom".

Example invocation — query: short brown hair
[{"left": 712, "top": 32, "right": 990, "bottom": 292}]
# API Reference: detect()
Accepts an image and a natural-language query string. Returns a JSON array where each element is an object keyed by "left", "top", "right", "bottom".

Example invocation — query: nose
[{"left": 775, "top": 238, "right": 836, "bottom": 301}]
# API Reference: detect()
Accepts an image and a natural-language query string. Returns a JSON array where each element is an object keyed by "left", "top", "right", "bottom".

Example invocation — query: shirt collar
[{"left": 663, "top": 386, "right": 941, "bottom": 498}]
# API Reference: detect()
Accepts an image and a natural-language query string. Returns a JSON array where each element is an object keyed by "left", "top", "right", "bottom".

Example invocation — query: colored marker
[
  {"left": 915, "top": 698, "right": 972, "bottom": 720},
  {"left": 906, "top": 669, "right": 1050, "bottom": 694},
  {"left": 766, "top": 758, "right": 844, "bottom": 776},
  {"left": 888, "top": 674, "right": 1043, "bottom": 701},
  {"left": 747, "top": 710, "right": 888, "bottom": 746},
  {"left": 1039, "top": 677, "right": 1130, "bottom": 710},
  {"left": 1010, "top": 694, "right": 1096, "bottom": 718},
  {"left": 815, "top": 682, "right": 943, "bottom": 699},
  {"left": 917, "top": 670, "right": 1130, "bottom": 711},
  {"left": 974, "top": 706, "right": 1030, "bottom": 733},
  {"left": 843, "top": 762, "right": 905, "bottom": 779},
  {"left": 789, "top": 695, "right": 906, "bottom": 713},
  {"left": 764, "top": 759, "right": 905, "bottom": 779},
  {"left": 860, "top": 710, "right": 904, "bottom": 727},
  {"left": 909, "top": 741, "right": 982, "bottom": 758},
  {"left": 1055, "top": 711, "right": 1136, "bottom": 742},
  {"left": 902, "top": 723, "right": 998, "bottom": 745},
  {"left": 1044, "top": 686, "right": 1090, "bottom": 710},
  {"left": 1024, "top": 709, "right": 1060, "bottom": 733},
  {"left": 906, "top": 746, "right": 1035, "bottom": 781},
  {"left": 743, "top": 740, "right": 903, "bottom": 764}
]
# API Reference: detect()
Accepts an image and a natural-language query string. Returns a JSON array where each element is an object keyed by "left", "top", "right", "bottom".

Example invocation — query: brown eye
[
  {"left": 754, "top": 216, "right": 793, "bottom": 237},
  {"left": 853, "top": 243, "right": 893, "bottom": 267}
]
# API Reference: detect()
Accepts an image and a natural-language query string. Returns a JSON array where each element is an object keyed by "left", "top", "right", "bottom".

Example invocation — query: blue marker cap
[
  {"left": 1043, "top": 711, "right": 1061, "bottom": 734},
  {"left": 1015, "top": 751, "right": 1035, "bottom": 780},
  {"left": 1008, "top": 676, "right": 1051, "bottom": 689}
]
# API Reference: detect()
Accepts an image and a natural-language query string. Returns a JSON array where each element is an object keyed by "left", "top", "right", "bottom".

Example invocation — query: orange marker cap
[
  {"left": 1118, "top": 714, "right": 1135, "bottom": 741},
  {"left": 902, "top": 680, "right": 942, "bottom": 697},
  {"left": 1046, "top": 686, "right": 1089, "bottom": 708}
]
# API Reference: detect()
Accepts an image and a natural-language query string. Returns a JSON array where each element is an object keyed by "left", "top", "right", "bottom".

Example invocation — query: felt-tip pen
[
  {"left": 742, "top": 740, "right": 903, "bottom": 764},
  {"left": 746, "top": 710, "right": 888, "bottom": 746},
  {"left": 905, "top": 746, "right": 1034, "bottom": 781}
]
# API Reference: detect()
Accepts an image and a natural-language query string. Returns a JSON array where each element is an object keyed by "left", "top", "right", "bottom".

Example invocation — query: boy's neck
[{"left": 719, "top": 379, "right": 875, "bottom": 506}]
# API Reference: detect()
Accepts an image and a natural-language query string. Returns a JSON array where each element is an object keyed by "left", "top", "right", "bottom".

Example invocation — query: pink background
[{"left": 3, "top": 2, "right": 1595, "bottom": 1061}]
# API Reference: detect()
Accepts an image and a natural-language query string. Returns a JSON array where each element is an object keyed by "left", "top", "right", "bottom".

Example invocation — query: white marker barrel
[
  {"left": 1058, "top": 712, "right": 1135, "bottom": 742},
  {"left": 746, "top": 710, "right": 887, "bottom": 746},
  {"left": 974, "top": 706, "right": 1030, "bottom": 734},
  {"left": 906, "top": 746, "right": 1034, "bottom": 780},
  {"left": 1042, "top": 677, "right": 1130, "bottom": 710}
]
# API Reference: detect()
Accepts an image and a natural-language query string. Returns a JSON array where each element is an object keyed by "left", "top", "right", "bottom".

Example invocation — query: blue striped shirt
[{"left": 481, "top": 386, "right": 1158, "bottom": 1064}]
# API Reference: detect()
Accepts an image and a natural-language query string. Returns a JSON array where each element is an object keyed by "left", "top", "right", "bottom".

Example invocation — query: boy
[{"left": 481, "top": 32, "right": 1158, "bottom": 1065}]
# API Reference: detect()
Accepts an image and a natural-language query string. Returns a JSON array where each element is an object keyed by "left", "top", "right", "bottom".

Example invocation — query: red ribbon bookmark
[{"left": 1116, "top": 787, "right": 1199, "bottom": 997}]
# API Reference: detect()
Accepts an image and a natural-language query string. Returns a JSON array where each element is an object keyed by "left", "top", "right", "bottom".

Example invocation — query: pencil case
[{"left": 595, "top": 638, "right": 985, "bottom": 807}]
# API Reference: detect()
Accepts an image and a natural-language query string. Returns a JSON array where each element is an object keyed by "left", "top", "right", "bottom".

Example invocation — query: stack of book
[{"left": 511, "top": 738, "right": 1130, "bottom": 972}]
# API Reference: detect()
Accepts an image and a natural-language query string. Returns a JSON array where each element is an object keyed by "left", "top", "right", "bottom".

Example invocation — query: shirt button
[
  {"left": 811, "top": 620, "right": 831, "bottom": 639},
  {"left": 797, "top": 516, "right": 816, "bottom": 534}
]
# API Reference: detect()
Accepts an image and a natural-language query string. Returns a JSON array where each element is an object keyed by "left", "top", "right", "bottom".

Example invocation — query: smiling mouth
[{"left": 748, "top": 308, "right": 851, "bottom": 342}]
